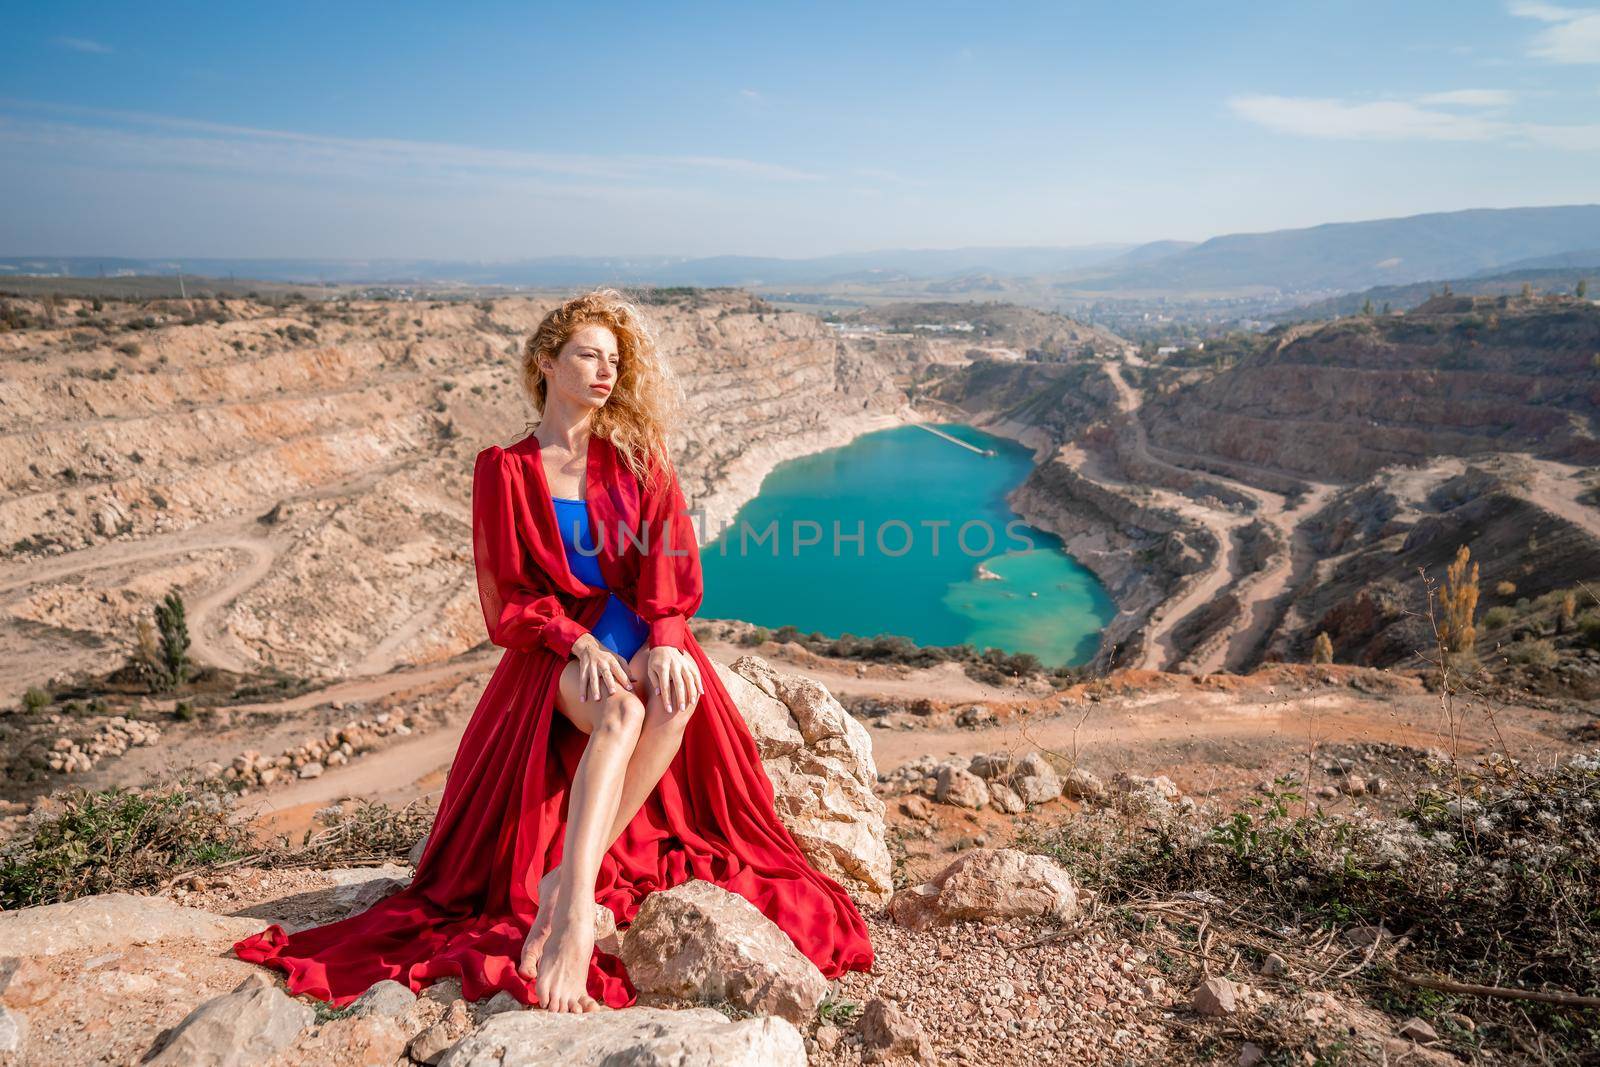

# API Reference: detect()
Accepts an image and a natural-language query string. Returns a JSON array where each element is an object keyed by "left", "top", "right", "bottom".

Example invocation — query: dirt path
[
  {"left": 867, "top": 687, "right": 1563, "bottom": 775},
  {"left": 1093, "top": 365, "right": 1252, "bottom": 671},
  {"left": 0, "top": 516, "right": 283, "bottom": 693},
  {"left": 1221, "top": 481, "right": 1337, "bottom": 671},
  {"left": 245, "top": 655, "right": 1577, "bottom": 841},
  {"left": 0, "top": 452, "right": 435, "bottom": 692},
  {"left": 1521, "top": 458, "right": 1600, "bottom": 542},
  {"left": 1099, "top": 363, "right": 1339, "bottom": 673}
]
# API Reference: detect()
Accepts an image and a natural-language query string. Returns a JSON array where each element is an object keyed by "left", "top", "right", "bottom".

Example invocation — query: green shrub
[
  {"left": 1504, "top": 637, "right": 1558, "bottom": 667},
  {"left": 1578, "top": 611, "right": 1600, "bottom": 649},
  {"left": 0, "top": 781, "right": 252, "bottom": 909},
  {"left": 1012, "top": 756, "right": 1600, "bottom": 1032},
  {"left": 21, "top": 686, "right": 50, "bottom": 713},
  {"left": 1481, "top": 606, "right": 1513, "bottom": 629}
]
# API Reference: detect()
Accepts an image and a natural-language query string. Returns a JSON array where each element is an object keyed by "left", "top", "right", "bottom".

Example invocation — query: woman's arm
[
  {"left": 471, "top": 446, "right": 590, "bottom": 659},
  {"left": 633, "top": 456, "right": 704, "bottom": 651}
]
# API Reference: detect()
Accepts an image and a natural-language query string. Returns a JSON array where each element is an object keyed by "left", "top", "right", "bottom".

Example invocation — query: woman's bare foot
[
  {"left": 516, "top": 868, "right": 561, "bottom": 981},
  {"left": 534, "top": 896, "right": 603, "bottom": 1012}
]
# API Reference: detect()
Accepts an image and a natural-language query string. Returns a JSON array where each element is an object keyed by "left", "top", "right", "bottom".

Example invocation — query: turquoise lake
[{"left": 699, "top": 423, "right": 1116, "bottom": 667}]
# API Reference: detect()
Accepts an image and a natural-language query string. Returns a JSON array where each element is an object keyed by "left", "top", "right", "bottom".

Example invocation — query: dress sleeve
[
  {"left": 472, "top": 447, "right": 590, "bottom": 659},
  {"left": 634, "top": 457, "right": 704, "bottom": 651}
]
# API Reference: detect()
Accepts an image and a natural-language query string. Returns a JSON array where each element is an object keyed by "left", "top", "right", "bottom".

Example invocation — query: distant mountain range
[
  {"left": 1078, "top": 205, "right": 1600, "bottom": 294},
  {"left": 5, "top": 204, "right": 1599, "bottom": 299}
]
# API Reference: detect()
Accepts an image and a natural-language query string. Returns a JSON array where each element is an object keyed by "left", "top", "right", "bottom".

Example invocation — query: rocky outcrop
[
  {"left": 0, "top": 892, "right": 263, "bottom": 957},
  {"left": 437, "top": 1005, "right": 806, "bottom": 1066},
  {"left": 720, "top": 654, "right": 893, "bottom": 907},
  {"left": 1271, "top": 456, "right": 1600, "bottom": 669},
  {"left": 619, "top": 880, "right": 828, "bottom": 1025},
  {"left": 147, "top": 972, "right": 315, "bottom": 1066},
  {"left": 1144, "top": 301, "right": 1600, "bottom": 481},
  {"left": 888, "top": 847, "right": 1078, "bottom": 930}
]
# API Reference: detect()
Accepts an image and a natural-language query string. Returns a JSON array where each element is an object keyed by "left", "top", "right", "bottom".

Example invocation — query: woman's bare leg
[
  {"left": 517, "top": 662, "right": 645, "bottom": 1012},
  {"left": 525, "top": 643, "right": 699, "bottom": 946}
]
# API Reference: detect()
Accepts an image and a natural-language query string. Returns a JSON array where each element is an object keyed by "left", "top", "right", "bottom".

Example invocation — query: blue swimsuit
[{"left": 551, "top": 497, "right": 651, "bottom": 661}]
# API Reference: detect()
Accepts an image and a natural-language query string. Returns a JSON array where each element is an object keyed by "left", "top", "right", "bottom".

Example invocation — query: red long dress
[{"left": 232, "top": 432, "right": 877, "bottom": 1007}]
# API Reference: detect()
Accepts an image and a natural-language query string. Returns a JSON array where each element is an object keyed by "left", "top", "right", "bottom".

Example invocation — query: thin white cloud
[
  {"left": 1229, "top": 92, "right": 1600, "bottom": 149},
  {"left": 1509, "top": 1, "right": 1600, "bottom": 63},
  {"left": 1524, "top": 121, "right": 1600, "bottom": 148},
  {"left": 53, "top": 36, "right": 113, "bottom": 54},
  {"left": 1228, "top": 95, "right": 1504, "bottom": 141},
  {"left": 0, "top": 98, "right": 827, "bottom": 185},
  {"left": 1418, "top": 89, "right": 1516, "bottom": 107}
]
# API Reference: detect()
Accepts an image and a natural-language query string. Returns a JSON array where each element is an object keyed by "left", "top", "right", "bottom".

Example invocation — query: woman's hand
[
  {"left": 572, "top": 634, "right": 634, "bottom": 702},
  {"left": 647, "top": 645, "right": 703, "bottom": 716}
]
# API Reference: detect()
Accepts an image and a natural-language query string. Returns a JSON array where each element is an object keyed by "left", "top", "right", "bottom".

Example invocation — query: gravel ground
[{"left": 811, "top": 911, "right": 1172, "bottom": 1064}]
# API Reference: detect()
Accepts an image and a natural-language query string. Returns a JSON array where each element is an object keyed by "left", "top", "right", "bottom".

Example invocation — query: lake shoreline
[{"left": 696, "top": 412, "right": 1116, "bottom": 667}]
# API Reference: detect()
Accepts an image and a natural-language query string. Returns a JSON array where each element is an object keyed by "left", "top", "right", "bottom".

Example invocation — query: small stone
[
  {"left": 1062, "top": 768, "right": 1106, "bottom": 801},
  {"left": 967, "top": 752, "right": 1014, "bottom": 779},
  {"left": 408, "top": 1000, "right": 470, "bottom": 1064},
  {"left": 1259, "top": 952, "right": 1288, "bottom": 977},
  {"left": 349, "top": 979, "right": 416, "bottom": 1018},
  {"left": 1238, "top": 1041, "right": 1265, "bottom": 1067},
  {"left": 1343, "top": 924, "right": 1389, "bottom": 948},
  {"left": 1190, "top": 977, "right": 1238, "bottom": 1017},
  {"left": 1397, "top": 1017, "right": 1438, "bottom": 1043},
  {"left": 148, "top": 980, "right": 314, "bottom": 1065},
  {"left": 620, "top": 879, "right": 827, "bottom": 1025},
  {"left": 297, "top": 761, "right": 324, "bottom": 779},
  {"left": 857, "top": 997, "right": 932, "bottom": 1063},
  {"left": 934, "top": 765, "right": 990, "bottom": 809},
  {"left": 901, "top": 795, "right": 934, "bottom": 820},
  {"left": 478, "top": 990, "right": 525, "bottom": 1017},
  {"left": 988, "top": 782, "right": 1026, "bottom": 815}
]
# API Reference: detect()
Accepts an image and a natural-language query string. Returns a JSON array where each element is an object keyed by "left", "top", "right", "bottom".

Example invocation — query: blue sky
[{"left": 2, "top": 1, "right": 1598, "bottom": 259}]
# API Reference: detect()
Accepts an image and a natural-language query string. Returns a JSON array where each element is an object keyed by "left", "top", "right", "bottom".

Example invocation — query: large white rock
[
  {"left": 147, "top": 974, "right": 315, "bottom": 1066},
  {"left": 619, "top": 879, "right": 828, "bottom": 1025},
  {"left": 0, "top": 893, "right": 263, "bottom": 957},
  {"left": 889, "top": 847, "right": 1078, "bottom": 930},
  {"left": 438, "top": 1005, "right": 806, "bottom": 1066},
  {"left": 719, "top": 655, "right": 892, "bottom": 907}
]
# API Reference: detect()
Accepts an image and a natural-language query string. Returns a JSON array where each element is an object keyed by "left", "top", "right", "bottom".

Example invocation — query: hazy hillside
[
  {"left": 1286, "top": 267, "right": 1597, "bottom": 321},
  {"left": 1074, "top": 204, "right": 1600, "bottom": 294}
]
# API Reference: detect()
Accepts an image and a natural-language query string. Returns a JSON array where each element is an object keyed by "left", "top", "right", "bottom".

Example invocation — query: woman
[{"left": 233, "top": 289, "right": 876, "bottom": 1014}]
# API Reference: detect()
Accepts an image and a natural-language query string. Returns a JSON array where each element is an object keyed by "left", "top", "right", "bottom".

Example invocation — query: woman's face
[{"left": 543, "top": 323, "right": 620, "bottom": 412}]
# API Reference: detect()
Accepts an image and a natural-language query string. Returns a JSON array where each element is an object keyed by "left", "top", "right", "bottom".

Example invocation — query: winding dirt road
[{"left": 1096, "top": 364, "right": 1337, "bottom": 674}]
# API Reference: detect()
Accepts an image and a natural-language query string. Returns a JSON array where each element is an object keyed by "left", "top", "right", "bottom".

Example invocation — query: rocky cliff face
[
  {"left": 1275, "top": 457, "right": 1600, "bottom": 673},
  {"left": 0, "top": 290, "right": 915, "bottom": 686},
  {"left": 913, "top": 297, "right": 1600, "bottom": 676},
  {"left": 1144, "top": 300, "right": 1600, "bottom": 481}
]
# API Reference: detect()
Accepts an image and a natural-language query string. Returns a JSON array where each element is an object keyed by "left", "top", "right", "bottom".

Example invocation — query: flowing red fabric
[{"left": 232, "top": 433, "right": 876, "bottom": 1007}]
